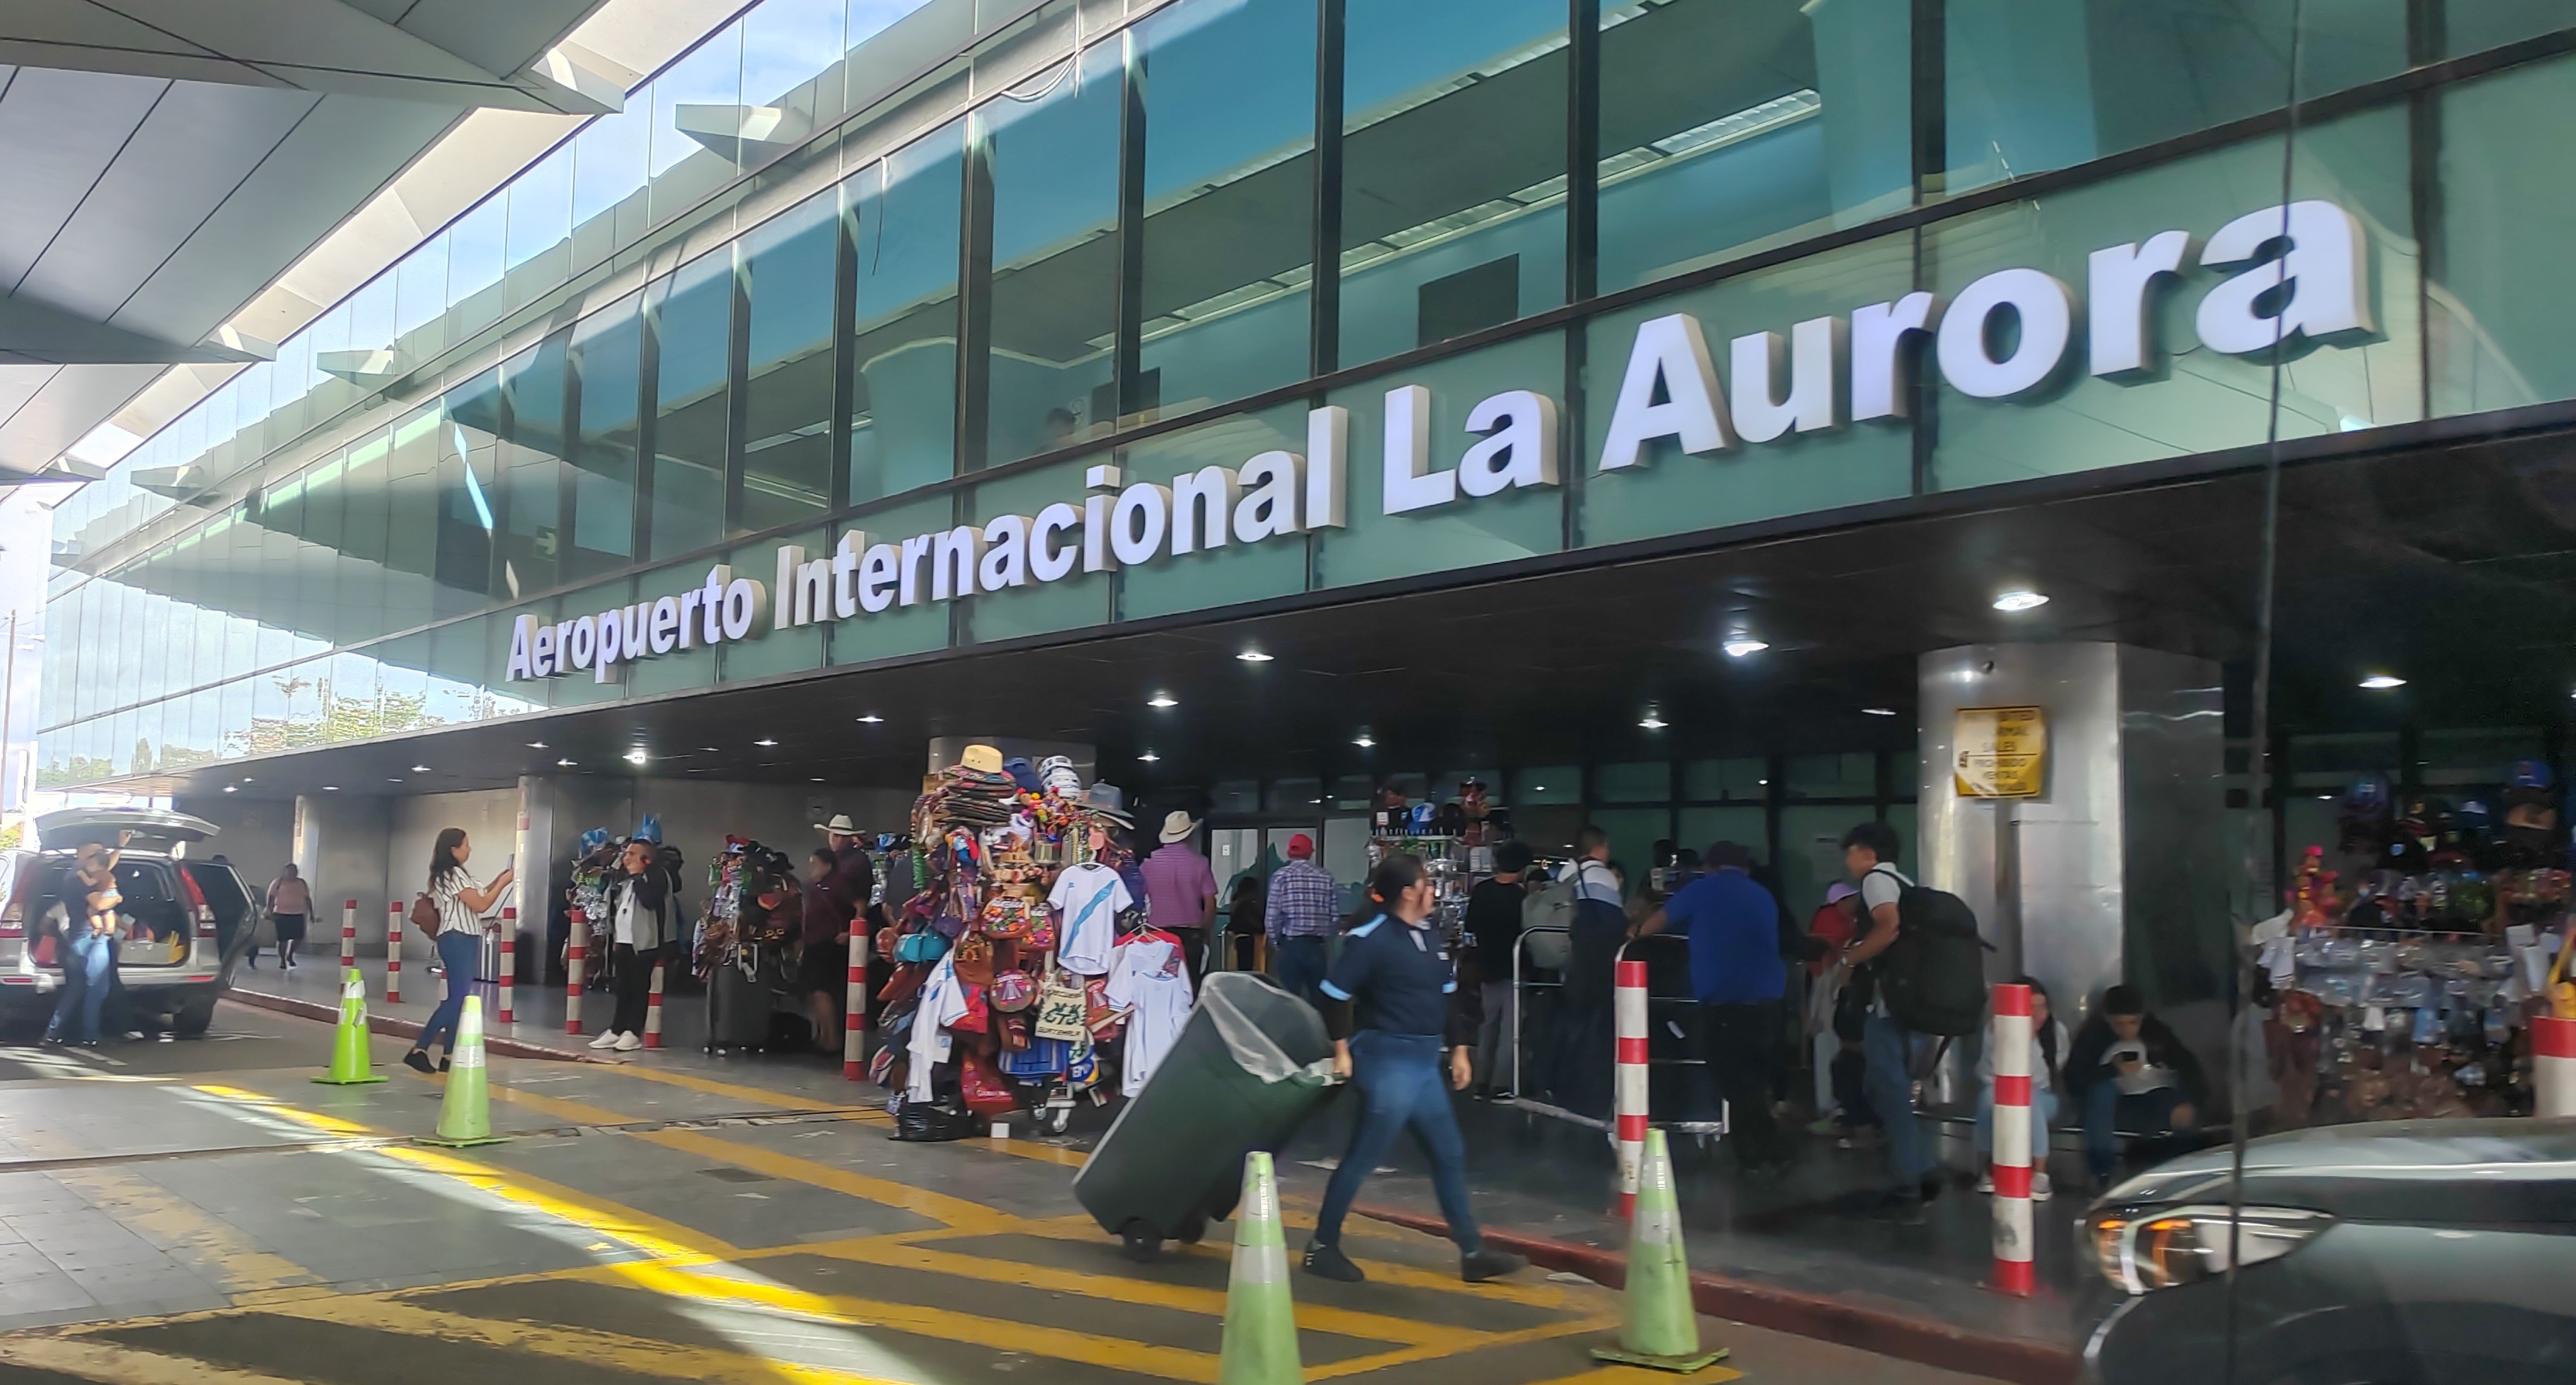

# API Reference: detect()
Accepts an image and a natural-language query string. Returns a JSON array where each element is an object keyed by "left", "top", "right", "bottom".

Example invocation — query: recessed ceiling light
[
  {"left": 557, "top": 758, "right": 576, "bottom": 767},
  {"left": 2359, "top": 674, "right": 2407, "bottom": 690},
  {"left": 221, "top": 785, "right": 237, "bottom": 793},
  {"left": 387, "top": 777, "right": 402, "bottom": 782},
  {"left": 239, "top": 777, "right": 253, "bottom": 782},
  {"left": 1146, "top": 693, "right": 1177, "bottom": 708},
  {"left": 1992, "top": 590, "right": 2050, "bottom": 612},
  {"left": 701, "top": 747, "right": 720, "bottom": 752},
  {"left": 1353, "top": 734, "right": 1375, "bottom": 748},
  {"left": 526, "top": 742, "right": 547, "bottom": 749},
  {"left": 1138, "top": 751, "right": 1161, "bottom": 762},
  {"left": 1236, "top": 650, "right": 1274, "bottom": 662},
  {"left": 1638, "top": 714, "right": 1668, "bottom": 730},
  {"left": 411, "top": 764, "right": 431, "bottom": 773},
  {"left": 323, "top": 786, "right": 339, "bottom": 791},
  {"left": 754, "top": 738, "right": 778, "bottom": 747},
  {"left": 810, "top": 777, "right": 824, "bottom": 782},
  {"left": 856, "top": 715, "right": 882, "bottom": 724},
  {"left": 625, "top": 748, "right": 648, "bottom": 765},
  {"left": 1862, "top": 706, "right": 1897, "bottom": 717},
  {"left": 1721, "top": 637, "right": 1768, "bottom": 658}
]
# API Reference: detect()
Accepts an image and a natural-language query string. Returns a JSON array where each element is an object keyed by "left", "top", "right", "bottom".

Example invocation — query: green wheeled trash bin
[{"left": 1074, "top": 971, "right": 1338, "bottom": 1261}]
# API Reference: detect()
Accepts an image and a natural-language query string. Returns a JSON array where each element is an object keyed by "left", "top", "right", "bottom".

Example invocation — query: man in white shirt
[{"left": 1833, "top": 820, "right": 1931, "bottom": 1222}]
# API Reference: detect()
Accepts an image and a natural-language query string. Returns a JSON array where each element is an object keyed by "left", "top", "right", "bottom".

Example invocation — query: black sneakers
[
  {"left": 1302, "top": 1241, "right": 1365, "bottom": 1282},
  {"left": 1460, "top": 1248, "right": 1528, "bottom": 1283}
]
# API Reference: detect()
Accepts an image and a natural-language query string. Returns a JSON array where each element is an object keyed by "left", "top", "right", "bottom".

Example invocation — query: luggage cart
[{"left": 1502, "top": 928, "right": 1725, "bottom": 1142}]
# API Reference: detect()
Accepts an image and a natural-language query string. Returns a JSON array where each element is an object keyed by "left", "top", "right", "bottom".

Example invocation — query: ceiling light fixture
[
  {"left": 411, "top": 764, "right": 431, "bottom": 773},
  {"left": 323, "top": 786, "right": 339, "bottom": 791},
  {"left": 1236, "top": 650, "right": 1274, "bottom": 662},
  {"left": 1138, "top": 750, "right": 1161, "bottom": 762},
  {"left": 1146, "top": 694, "right": 1177, "bottom": 708},
  {"left": 625, "top": 749, "right": 648, "bottom": 765},
  {"left": 1721, "top": 637, "right": 1769, "bottom": 658},
  {"left": 526, "top": 742, "right": 547, "bottom": 749},
  {"left": 754, "top": 738, "right": 779, "bottom": 747},
  {"left": 1992, "top": 590, "right": 2050, "bottom": 612},
  {"left": 1862, "top": 706, "right": 1898, "bottom": 717},
  {"left": 222, "top": 785, "right": 237, "bottom": 793},
  {"left": 557, "top": 758, "right": 577, "bottom": 767},
  {"left": 1638, "top": 713, "right": 1668, "bottom": 730},
  {"left": 239, "top": 777, "right": 253, "bottom": 783},
  {"left": 2359, "top": 674, "right": 2407, "bottom": 690},
  {"left": 1353, "top": 733, "right": 1375, "bottom": 748},
  {"left": 856, "top": 715, "right": 883, "bottom": 724}
]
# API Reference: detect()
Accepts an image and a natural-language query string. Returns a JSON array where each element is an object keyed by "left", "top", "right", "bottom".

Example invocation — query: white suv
[{"left": 0, "top": 809, "right": 255, "bottom": 1037}]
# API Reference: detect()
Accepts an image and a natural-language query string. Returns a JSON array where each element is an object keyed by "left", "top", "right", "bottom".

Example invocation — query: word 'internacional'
[{"left": 508, "top": 199, "right": 2369, "bottom": 682}]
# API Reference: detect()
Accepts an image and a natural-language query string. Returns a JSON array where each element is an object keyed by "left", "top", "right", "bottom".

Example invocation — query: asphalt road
[{"left": 0, "top": 1001, "right": 2009, "bottom": 1385}]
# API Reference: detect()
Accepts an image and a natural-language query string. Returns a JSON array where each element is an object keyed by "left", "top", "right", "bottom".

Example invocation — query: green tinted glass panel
[
  {"left": 1779, "top": 804, "right": 1865, "bottom": 913},
  {"left": 849, "top": 121, "right": 963, "bottom": 502},
  {"left": 1580, "top": 233, "right": 1915, "bottom": 548},
  {"left": 1684, "top": 757, "right": 1768, "bottom": 802},
  {"left": 1677, "top": 806, "right": 1766, "bottom": 862},
  {"left": 962, "top": 457, "right": 1111, "bottom": 643},
  {"left": 1316, "top": 331, "right": 1565, "bottom": 589},
  {"left": 2448, "top": 3, "right": 2572, "bottom": 53},
  {"left": 2433, "top": 54, "right": 2576, "bottom": 417},
  {"left": 1118, "top": 404, "right": 1308, "bottom": 621},
  {"left": 1594, "top": 761, "right": 1672, "bottom": 803},
  {"left": 741, "top": 196, "right": 840, "bottom": 531},
  {"left": 1582, "top": 808, "right": 1666, "bottom": 887},
  {"left": 547, "top": 582, "right": 632, "bottom": 708},
  {"left": 1929, "top": 107, "right": 2419, "bottom": 492},
  {"left": 982, "top": 43, "right": 1123, "bottom": 464},
  {"left": 1513, "top": 765, "right": 1579, "bottom": 804},
  {"left": 1785, "top": 752, "right": 1874, "bottom": 799},
  {"left": 1597, "top": 0, "right": 1909, "bottom": 293},
  {"left": 651, "top": 250, "right": 734, "bottom": 558},
  {"left": 830, "top": 493, "right": 956, "bottom": 665},
  {"left": 1943, "top": 0, "right": 2406, "bottom": 197},
  {"left": 721, "top": 530, "right": 826, "bottom": 679},
  {"left": 570, "top": 296, "right": 643, "bottom": 577},
  {"left": 623, "top": 561, "right": 719, "bottom": 698}
]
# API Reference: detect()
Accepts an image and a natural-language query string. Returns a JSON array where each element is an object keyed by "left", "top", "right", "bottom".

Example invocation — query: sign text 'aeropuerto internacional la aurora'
[{"left": 507, "top": 200, "right": 2370, "bottom": 682}]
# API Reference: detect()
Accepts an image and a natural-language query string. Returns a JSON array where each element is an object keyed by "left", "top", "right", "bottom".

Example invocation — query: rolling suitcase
[
  {"left": 704, "top": 950, "right": 777, "bottom": 1053},
  {"left": 1072, "top": 972, "right": 1338, "bottom": 1260}
]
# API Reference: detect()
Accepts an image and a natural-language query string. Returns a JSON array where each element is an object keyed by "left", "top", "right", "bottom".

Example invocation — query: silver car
[{"left": 0, "top": 808, "right": 257, "bottom": 1037}]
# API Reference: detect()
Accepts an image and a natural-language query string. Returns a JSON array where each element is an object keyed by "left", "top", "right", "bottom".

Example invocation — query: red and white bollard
[
  {"left": 1990, "top": 982, "right": 2037, "bottom": 1297},
  {"left": 384, "top": 901, "right": 403, "bottom": 1003},
  {"left": 340, "top": 899, "right": 357, "bottom": 967},
  {"left": 2536, "top": 1015, "right": 2576, "bottom": 1118},
  {"left": 843, "top": 929, "right": 867, "bottom": 1080},
  {"left": 565, "top": 909, "right": 586, "bottom": 1037},
  {"left": 1614, "top": 957, "right": 1650, "bottom": 1219},
  {"left": 497, "top": 907, "right": 516, "bottom": 1024},
  {"left": 645, "top": 963, "right": 665, "bottom": 1049}
]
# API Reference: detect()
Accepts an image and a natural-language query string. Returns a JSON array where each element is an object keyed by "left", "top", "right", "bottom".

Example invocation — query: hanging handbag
[
  {"left": 894, "top": 930, "right": 948, "bottom": 964},
  {"left": 411, "top": 892, "right": 441, "bottom": 932},
  {"left": 953, "top": 931, "right": 996, "bottom": 984},
  {"left": 958, "top": 1054, "right": 1017, "bottom": 1116}
]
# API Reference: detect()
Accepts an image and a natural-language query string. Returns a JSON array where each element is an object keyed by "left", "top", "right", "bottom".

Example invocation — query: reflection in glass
[
  {"left": 848, "top": 120, "right": 963, "bottom": 502},
  {"left": 650, "top": 250, "right": 735, "bottom": 559},
  {"left": 505, "top": 144, "right": 574, "bottom": 272},
  {"left": 741, "top": 193, "right": 840, "bottom": 531},
  {"left": 742, "top": 0, "right": 847, "bottom": 145},
  {"left": 436, "top": 378, "right": 500, "bottom": 615},
  {"left": 1339, "top": 0, "right": 1567, "bottom": 366},
  {"left": 497, "top": 334, "right": 572, "bottom": 599},
  {"left": 1135, "top": 0, "right": 1316, "bottom": 416},
  {"left": 1597, "top": 0, "right": 1909, "bottom": 292},
  {"left": 981, "top": 43, "right": 1123, "bottom": 465},
  {"left": 1943, "top": 0, "right": 2406, "bottom": 196},
  {"left": 570, "top": 296, "right": 644, "bottom": 576},
  {"left": 651, "top": 21, "right": 745, "bottom": 214}
]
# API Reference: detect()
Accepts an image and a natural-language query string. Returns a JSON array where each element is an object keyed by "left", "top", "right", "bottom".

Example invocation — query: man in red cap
[{"left": 1263, "top": 833, "right": 1339, "bottom": 1005}]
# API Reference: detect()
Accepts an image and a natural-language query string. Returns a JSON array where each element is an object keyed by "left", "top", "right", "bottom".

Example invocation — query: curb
[
  {"left": 1351, "top": 1202, "right": 2080, "bottom": 1385},
  {"left": 222, "top": 987, "right": 609, "bottom": 1065}
]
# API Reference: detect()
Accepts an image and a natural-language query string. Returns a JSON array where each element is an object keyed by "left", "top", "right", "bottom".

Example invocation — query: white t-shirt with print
[
  {"left": 1050, "top": 862, "right": 1134, "bottom": 976},
  {"left": 1104, "top": 934, "right": 1192, "bottom": 1097}
]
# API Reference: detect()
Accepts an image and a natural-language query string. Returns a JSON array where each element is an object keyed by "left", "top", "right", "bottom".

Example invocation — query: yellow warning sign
[{"left": 1955, "top": 705, "right": 2046, "bottom": 798}]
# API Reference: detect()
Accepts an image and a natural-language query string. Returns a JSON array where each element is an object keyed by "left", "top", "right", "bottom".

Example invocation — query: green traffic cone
[
  {"left": 1216, "top": 1151, "right": 1301, "bottom": 1385},
  {"left": 1593, "top": 1128, "right": 1726, "bottom": 1372},
  {"left": 420, "top": 995, "right": 508, "bottom": 1147},
  {"left": 314, "top": 967, "right": 387, "bottom": 1086}
]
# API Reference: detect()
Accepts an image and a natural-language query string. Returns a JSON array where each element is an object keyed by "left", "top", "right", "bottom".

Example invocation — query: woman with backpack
[{"left": 406, "top": 828, "right": 513, "bottom": 1074}]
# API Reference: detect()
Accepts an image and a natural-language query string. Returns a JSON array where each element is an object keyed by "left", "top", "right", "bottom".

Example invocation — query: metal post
[
  {"left": 843, "top": 927, "right": 867, "bottom": 1079},
  {"left": 644, "top": 963, "right": 665, "bottom": 1049},
  {"left": 1614, "top": 958, "right": 1650, "bottom": 1218},
  {"left": 497, "top": 907, "right": 516, "bottom": 1023},
  {"left": 340, "top": 899, "right": 356, "bottom": 967},
  {"left": 566, "top": 909, "right": 586, "bottom": 1037},
  {"left": 1990, "top": 982, "right": 2036, "bottom": 1296},
  {"left": 384, "top": 901, "right": 402, "bottom": 1003}
]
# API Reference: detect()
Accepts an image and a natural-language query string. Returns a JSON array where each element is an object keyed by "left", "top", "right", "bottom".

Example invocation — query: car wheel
[{"left": 172, "top": 994, "right": 218, "bottom": 1037}]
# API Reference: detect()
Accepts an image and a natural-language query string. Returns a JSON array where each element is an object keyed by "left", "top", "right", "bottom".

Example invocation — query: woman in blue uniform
[{"left": 1304, "top": 853, "right": 1527, "bottom": 1286}]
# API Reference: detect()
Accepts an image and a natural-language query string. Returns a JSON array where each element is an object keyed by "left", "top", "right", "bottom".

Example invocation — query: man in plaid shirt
[{"left": 1264, "top": 834, "right": 1339, "bottom": 1004}]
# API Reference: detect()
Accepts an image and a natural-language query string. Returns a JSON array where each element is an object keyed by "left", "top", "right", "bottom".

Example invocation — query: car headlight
[{"left": 2091, "top": 1205, "right": 2332, "bottom": 1294}]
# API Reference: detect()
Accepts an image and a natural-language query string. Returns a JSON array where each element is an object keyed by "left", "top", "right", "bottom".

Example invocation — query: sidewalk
[{"left": 231, "top": 957, "right": 2090, "bottom": 1381}]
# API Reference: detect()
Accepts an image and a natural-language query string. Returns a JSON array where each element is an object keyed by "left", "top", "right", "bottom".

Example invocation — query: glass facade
[{"left": 39, "top": 2, "right": 2576, "bottom": 787}]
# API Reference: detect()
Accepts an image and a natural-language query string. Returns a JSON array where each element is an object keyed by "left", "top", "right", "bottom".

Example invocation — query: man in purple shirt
[{"left": 1141, "top": 811, "right": 1218, "bottom": 986}]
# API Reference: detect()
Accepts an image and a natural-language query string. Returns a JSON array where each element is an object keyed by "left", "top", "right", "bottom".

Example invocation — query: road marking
[
  {"left": 1305, "top": 1311, "right": 1625, "bottom": 1381},
  {"left": 634, "top": 1127, "right": 1018, "bottom": 1234},
  {"left": 1519, "top": 1367, "right": 1744, "bottom": 1385},
  {"left": 50, "top": 1168, "right": 318, "bottom": 1295},
  {"left": 0, "top": 1335, "right": 314, "bottom": 1384},
  {"left": 255, "top": 1294, "right": 908, "bottom": 1385},
  {"left": 594, "top": 1064, "right": 852, "bottom": 1111}
]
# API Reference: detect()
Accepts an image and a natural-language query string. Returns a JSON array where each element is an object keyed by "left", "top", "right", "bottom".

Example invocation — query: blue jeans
[
  {"left": 1863, "top": 1011, "right": 1929, "bottom": 1193},
  {"left": 1313, "top": 1031, "right": 1481, "bottom": 1253},
  {"left": 47, "top": 930, "right": 113, "bottom": 1043},
  {"left": 2083, "top": 1082, "right": 2186, "bottom": 1180},
  {"left": 1271, "top": 935, "right": 1329, "bottom": 1006},
  {"left": 416, "top": 928, "right": 482, "bottom": 1053},
  {"left": 1975, "top": 1083, "right": 2058, "bottom": 1164}
]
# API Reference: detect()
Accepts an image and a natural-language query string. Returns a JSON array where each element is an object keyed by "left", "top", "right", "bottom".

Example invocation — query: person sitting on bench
[{"left": 2067, "top": 984, "right": 2207, "bottom": 1185}]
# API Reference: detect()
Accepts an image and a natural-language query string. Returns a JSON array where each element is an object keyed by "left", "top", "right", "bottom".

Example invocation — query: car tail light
[
  {"left": 0, "top": 857, "right": 35, "bottom": 937},
  {"left": 179, "top": 867, "right": 217, "bottom": 937},
  {"left": 2092, "top": 1205, "right": 2333, "bottom": 1294}
]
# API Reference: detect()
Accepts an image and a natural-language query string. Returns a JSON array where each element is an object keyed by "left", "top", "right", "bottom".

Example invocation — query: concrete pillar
[
  {"left": 292, "top": 793, "right": 392, "bottom": 957},
  {"left": 1916, "top": 643, "right": 2228, "bottom": 1028},
  {"left": 514, "top": 776, "right": 555, "bottom": 925}
]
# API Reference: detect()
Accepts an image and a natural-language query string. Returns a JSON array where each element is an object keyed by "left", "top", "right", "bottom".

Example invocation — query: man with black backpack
[{"left": 1831, "top": 821, "right": 1990, "bottom": 1223}]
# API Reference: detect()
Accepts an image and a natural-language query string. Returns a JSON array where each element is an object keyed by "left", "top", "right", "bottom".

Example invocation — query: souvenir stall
[
  {"left": 565, "top": 818, "right": 687, "bottom": 995},
  {"left": 872, "top": 748, "right": 1193, "bottom": 1139},
  {"left": 691, "top": 837, "right": 805, "bottom": 1052},
  {"left": 2258, "top": 766, "right": 2572, "bottom": 1126}
]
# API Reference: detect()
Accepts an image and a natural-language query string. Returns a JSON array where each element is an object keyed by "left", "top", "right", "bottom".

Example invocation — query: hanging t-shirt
[
  {"left": 1104, "top": 933, "right": 1192, "bottom": 1097},
  {"left": 1051, "top": 862, "right": 1135, "bottom": 976},
  {"left": 907, "top": 951, "right": 969, "bottom": 1103}
]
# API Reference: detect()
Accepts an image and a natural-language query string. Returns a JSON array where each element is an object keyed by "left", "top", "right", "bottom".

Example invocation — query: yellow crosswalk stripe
[
  {"left": 1305, "top": 1311, "right": 1626, "bottom": 1381},
  {"left": 634, "top": 1126, "right": 1019, "bottom": 1234},
  {"left": 51, "top": 1168, "right": 318, "bottom": 1296},
  {"left": 255, "top": 1294, "right": 908, "bottom": 1385},
  {"left": 0, "top": 1336, "right": 314, "bottom": 1385}
]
